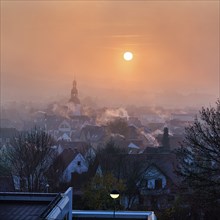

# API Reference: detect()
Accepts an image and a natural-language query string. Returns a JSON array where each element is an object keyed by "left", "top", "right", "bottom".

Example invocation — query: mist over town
[{"left": 0, "top": 1, "right": 219, "bottom": 220}]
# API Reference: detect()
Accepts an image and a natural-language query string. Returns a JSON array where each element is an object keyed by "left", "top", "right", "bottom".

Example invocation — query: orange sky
[{"left": 1, "top": 1, "right": 219, "bottom": 107}]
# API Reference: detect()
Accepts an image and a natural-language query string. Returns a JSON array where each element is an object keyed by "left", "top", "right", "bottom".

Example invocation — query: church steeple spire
[{"left": 69, "top": 79, "right": 80, "bottom": 104}]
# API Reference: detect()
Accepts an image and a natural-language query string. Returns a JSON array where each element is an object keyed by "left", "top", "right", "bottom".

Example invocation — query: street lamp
[
  {"left": 46, "top": 184, "right": 49, "bottom": 193},
  {"left": 110, "top": 190, "right": 120, "bottom": 218}
]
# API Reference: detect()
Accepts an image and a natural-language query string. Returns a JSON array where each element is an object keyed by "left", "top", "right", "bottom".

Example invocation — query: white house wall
[
  {"left": 144, "top": 166, "right": 166, "bottom": 189},
  {"left": 57, "top": 133, "right": 71, "bottom": 142},
  {"left": 63, "top": 153, "right": 88, "bottom": 182}
]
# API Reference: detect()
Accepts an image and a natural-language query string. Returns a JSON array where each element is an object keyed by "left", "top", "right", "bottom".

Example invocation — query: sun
[{"left": 123, "top": 51, "right": 133, "bottom": 61}]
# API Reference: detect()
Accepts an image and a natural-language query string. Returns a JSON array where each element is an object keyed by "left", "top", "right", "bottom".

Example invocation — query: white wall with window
[
  {"left": 63, "top": 153, "right": 88, "bottom": 182},
  {"left": 141, "top": 165, "right": 167, "bottom": 190}
]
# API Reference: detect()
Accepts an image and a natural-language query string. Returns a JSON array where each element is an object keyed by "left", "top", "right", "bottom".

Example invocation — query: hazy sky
[{"left": 1, "top": 1, "right": 219, "bottom": 107}]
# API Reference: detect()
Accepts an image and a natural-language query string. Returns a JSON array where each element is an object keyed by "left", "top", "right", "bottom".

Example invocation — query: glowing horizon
[{"left": 1, "top": 1, "right": 219, "bottom": 107}]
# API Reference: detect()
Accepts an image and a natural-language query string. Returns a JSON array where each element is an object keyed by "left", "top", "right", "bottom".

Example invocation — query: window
[
  {"left": 77, "top": 161, "right": 81, "bottom": 166},
  {"left": 155, "top": 178, "right": 163, "bottom": 189}
]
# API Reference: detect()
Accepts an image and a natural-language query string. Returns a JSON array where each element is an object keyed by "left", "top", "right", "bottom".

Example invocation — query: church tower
[
  {"left": 69, "top": 80, "right": 80, "bottom": 104},
  {"left": 67, "top": 79, "right": 81, "bottom": 116}
]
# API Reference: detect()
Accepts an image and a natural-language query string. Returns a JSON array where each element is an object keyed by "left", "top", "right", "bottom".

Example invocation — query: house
[
  {"left": 108, "top": 138, "right": 145, "bottom": 154},
  {"left": 48, "top": 140, "right": 97, "bottom": 184},
  {"left": 117, "top": 152, "right": 179, "bottom": 210},
  {"left": 63, "top": 150, "right": 88, "bottom": 180},
  {"left": 49, "top": 119, "right": 73, "bottom": 141},
  {"left": 45, "top": 115, "right": 92, "bottom": 141},
  {"left": 50, "top": 148, "right": 89, "bottom": 183},
  {"left": 138, "top": 153, "right": 179, "bottom": 210},
  {"left": 140, "top": 165, "right": 167, "bottom": 190},
  {"left": 55, "top": 140, "right": 95, "bottom": 157},
  {"left": 79, "top": 125, "right": 107, "bottom": 148},
  {"left": 57, "top": 133, "right": 71, "bottom": 142},
  {"left": 71, "top": 157, "right": 102, "bottom": 193}
]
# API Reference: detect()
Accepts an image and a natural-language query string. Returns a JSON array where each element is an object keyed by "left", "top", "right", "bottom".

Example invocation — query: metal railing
[{"left": 72, "top": 210, "right": 157, "bottom": 219}]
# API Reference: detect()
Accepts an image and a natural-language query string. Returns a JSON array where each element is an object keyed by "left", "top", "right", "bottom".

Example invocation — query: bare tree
[
  {"left": 96, "top": 139, "right": 128, "bottom": 177},
  {"left": 6, "top": 127, "right": 56, "bottom": 192},
  {"left": 176, "top": 101, "right": 220, "bottom": 214},
  {"left": 45, "top": 154, "right": 66, "bottom": 192},
  {"left": 120, "top": 155, "right": 148, "bottom": 210}
]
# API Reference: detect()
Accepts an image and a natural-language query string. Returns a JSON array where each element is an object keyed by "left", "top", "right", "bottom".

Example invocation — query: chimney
[{"left": 162, "top": 127, "right": 170, "bottom": 150}]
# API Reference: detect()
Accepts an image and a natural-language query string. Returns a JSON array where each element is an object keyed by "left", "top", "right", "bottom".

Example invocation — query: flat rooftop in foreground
[
  {"left": 0, "top": 189, "right": 156, "bottom": 220},
  {"left": 0, "top": 201, "right": 49, "bottom": 220},
  {"left": 0, "top": 188, "right": 72, "bottom": 220}
]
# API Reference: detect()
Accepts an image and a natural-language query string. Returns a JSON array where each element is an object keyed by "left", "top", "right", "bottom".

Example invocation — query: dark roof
[
  {"left": 0, "top": 201, "right": 48, "bottom": 220},
  {"left": 144, "top": 146, "right": 171, "bottom": 154},
  {"left": 0, "top": 192, "right": 59, "bottom": 220},
  {"left": 114, "top": 153, "right": 179, "bottom": 187},
  {"left": 52, "top": 148, "right": 79, "bottom": 173},
  {"left": 113, "top": 139, "right": 144, "bottom": 152},
  {"left": 141, "top": 153, "right": 179, "bottom": 186},
  {"left": 80, "top": 125, "right": 106, "bottom": 142},
  {"left": 57, "top": 141, "right": 90, "bottom": 155},
  {"left": 49, "top": 141, "right": 91, "bottom": 176}
]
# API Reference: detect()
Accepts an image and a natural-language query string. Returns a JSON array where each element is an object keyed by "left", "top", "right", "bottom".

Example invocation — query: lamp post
[
  {"left": 46, "top": 184, "right": 49, "bottom": 193},
  {"left": 110, "top": 190, "right": 120, "bottom": 218}
]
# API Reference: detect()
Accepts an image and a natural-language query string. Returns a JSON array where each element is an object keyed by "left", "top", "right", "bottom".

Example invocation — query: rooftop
[
  {"left": 0, "top": 192, "right": 58, "bottom": 220},
  {"left": 0, "top": 188, "right": 72, "bottom": 220}
]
